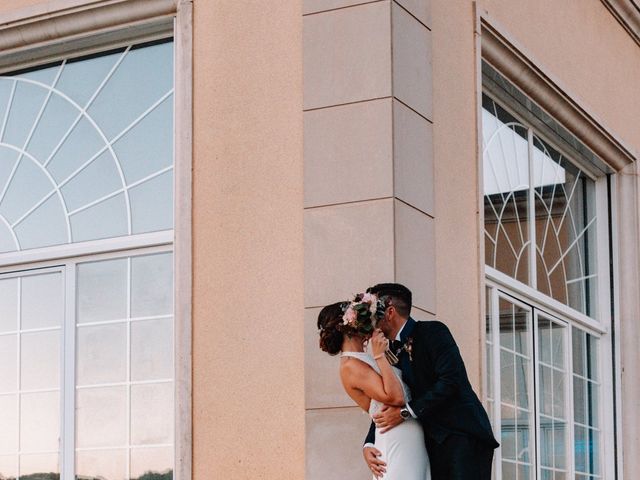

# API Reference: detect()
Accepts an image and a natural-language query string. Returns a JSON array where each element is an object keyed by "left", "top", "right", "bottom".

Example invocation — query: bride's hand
[{"left": 371, "top": 329, "right": 389, "bottom": 357}]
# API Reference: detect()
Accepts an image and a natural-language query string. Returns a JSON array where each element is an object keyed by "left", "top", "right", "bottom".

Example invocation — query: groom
[{"left": 363, "top": 283, "right": 499, "bottom": 480}]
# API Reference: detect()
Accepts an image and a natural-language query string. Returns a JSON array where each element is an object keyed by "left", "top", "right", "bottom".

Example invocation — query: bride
[{"left": 317, "top": 294, "right": 430, "bottom": 480}]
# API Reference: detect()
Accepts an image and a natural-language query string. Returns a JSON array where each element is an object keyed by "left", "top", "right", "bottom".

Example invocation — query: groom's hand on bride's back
[
  {"left": 372, "top": 405, "right": 403, "bottom": 433},
  {"left": 363, "top": 446, "right": 386, "bottom": 478}
]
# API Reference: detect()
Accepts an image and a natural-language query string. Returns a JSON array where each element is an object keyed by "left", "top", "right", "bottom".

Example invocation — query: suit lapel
[
  {"left": 398, "top": 317, "right": 417, "bottom": 389},
  {"left": 400, "top": 317, "right": 416, "bottom": 343}
]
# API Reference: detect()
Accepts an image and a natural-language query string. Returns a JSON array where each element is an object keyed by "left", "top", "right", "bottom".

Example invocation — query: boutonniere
[
  {"left": 384, "top": 336, "right": 414, "bottom": 365},
  {"left": 403, "top": 337, "right": 414, "bottom": 362}
]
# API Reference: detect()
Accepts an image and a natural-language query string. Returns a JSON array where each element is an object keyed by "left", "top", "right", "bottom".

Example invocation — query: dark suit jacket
[{"left": 365, "top": 318, "right": 499, "bottom": 448}]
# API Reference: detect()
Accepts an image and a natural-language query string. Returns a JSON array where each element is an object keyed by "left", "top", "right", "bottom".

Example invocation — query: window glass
[
  {"left": 483, "top": 95, "right": 598, "bottom": 318},
  {"left": 75, "top": 251, "right": 174, "bottom": 479},
  {"left": 0, "top": 270, "right": 63, "bottom": 479},
  {"left": 485, "top": 288, "right": 603, "bottom": 480},
  {"left": 0, "top": 40, "right": 174, "bottom": 254},
  {"left": 483, "top": 96, "right": 531, "bottom": 286}
]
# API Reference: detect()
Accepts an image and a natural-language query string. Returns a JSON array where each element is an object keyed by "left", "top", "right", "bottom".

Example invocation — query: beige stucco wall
[
  {"left": 0, "top": 0, "right": 43, "bottom": 10},
  {"left": 192, "top": 1, "right": 305, "bottom": 478}
]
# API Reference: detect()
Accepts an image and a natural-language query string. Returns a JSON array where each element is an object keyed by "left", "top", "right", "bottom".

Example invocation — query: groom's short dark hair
[{"left": 367, "top": 283, "right": 412, "bottom": 318}]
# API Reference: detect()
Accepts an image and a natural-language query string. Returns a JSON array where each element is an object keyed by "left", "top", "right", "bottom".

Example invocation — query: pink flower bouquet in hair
[{"left": 340, "top": 292, "right": 386, "bottom": 336}]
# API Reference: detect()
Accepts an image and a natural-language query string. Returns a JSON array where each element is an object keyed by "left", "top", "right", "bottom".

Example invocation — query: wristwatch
[{"left": 400, "top": 406, "right": 411, "bottom": 420}]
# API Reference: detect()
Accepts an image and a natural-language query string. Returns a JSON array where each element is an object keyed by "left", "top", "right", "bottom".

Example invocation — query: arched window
[
  {"left": 0, "top": 39, "right": 174, "bottom": 253},
  {"left": 0, "top": 38, "right": 175, "bottom": 480},
  {"left": 482, "top": 62, "right": 613, "bottom": 480}
]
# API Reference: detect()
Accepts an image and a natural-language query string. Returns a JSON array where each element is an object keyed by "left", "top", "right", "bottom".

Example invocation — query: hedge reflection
[{"left": 0, "top": 470, "right": 172, "bottom": 480}]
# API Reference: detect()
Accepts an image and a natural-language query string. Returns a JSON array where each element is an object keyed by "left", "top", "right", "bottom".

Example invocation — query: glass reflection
[
  {"left": 57, "top": 49, "right": 122, "bottom": 107},
  {"left": 47, "top": 118, "right": 105, "bottom": 184},
  {"left": 0, "top": 454, "right": 17, "bottom": 480},
  {"left": 70, "top": 193, "right": 128, "bottom": 243},
  {"left": 0, "top": 336, "right": 17, "bottom": 393},
  {"left": 14, "top": 196, "right": 68, "bottom": 250},
  {"left": 129, "top": 170, "right": 174, "bottom": 235},
  {"left": 19, "top": 392, "right": 60, "bottom": 452},
  {"left": 0, "top": 278, "right": 18, "bottom": 333},
  {"left": 77, "top": 258, "right": 127, "bottom": 324},
  {"left": 537, "top": 317, "right": 568, "bottom": 477},
  {"left": 20, "top": 273, "right": 63, "bottom": 330},
  {"left": 0, "top": 395, "right": 17, "bottom": 453},
  {"left": 483, "top": 96, "right": 530, "bottom": 286},
  {"left": 76, "top": 448, "right": 126, "bottom": 480},
  {"left": 130, "top": 318, "right": 173, "bottom": 381},
  {"left": 482, "top": 94, "right": 598, "bottom": 318},
  {"left": 0, "top": 39, "right": 174, "bottom": 254},
  {"left": 19, "top": 453, "right": 59, "bottom": 478},
  {"left": 130, "top": 383, "right": 173, "bottom": 446},
  {"left": 60, "top": 150, "right": 122, "bottom": 212},
  {"left": 572, "top": 328, "right": 600, "bottom": 476},
  {"left": 87, "top": 41, "right": 173, "bottom": 141},
  {"left": 21, "top": 331, "right": 60, "bottom": 390},
  {"left": 76, "top": 323, "right": 127, "bottom": 386},
  {"left": 497, "top": 296, "right": 533, "bottom": 479},
  {"left": 131, "top": 253, "right": 173, "bottom": 318},
  {"left": 76, "top": 386, "right": 127, "bottom": 448},
  {"left": 2, "top": 82, "right": 48, "bottom": 149},
  {"left": 114, "top": 95, "right": 173, "bottom": 185},
  {"left": 533, "top": 136, "right": 597, "bottom": 317},
  {"left": 0, "top": 159, "right": 52, "bottom": 226},
  {"left": 130, "top": 447, "right": 173, "bottom": 480},
  {"left": 26, "top": 93, "right": 78, "bottom": 165}
]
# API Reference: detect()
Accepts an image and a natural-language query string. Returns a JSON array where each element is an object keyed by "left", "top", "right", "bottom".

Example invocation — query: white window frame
[
  {"left": 479, "top": 47, "right": 616, "bottom": 480},
  {"left": 478, "top": 14, "right": 635, "bottom": 480},
  {"left": 485, "top": 280, "right": 613, "bottom": 480},
  {"left": 0, "top": 242, "right": 173, "bottom": 479},
  {"left": 482, "top": 89, "right": 608, "bottom": 326},
  {"left": 0, "top": 1, "right": 193, "bottom": 479}
]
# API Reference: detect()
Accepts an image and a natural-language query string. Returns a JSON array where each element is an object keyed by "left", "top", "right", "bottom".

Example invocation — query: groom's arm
[
  {"left": 363, "top": 420, "right": 386, "bottom": 477},
  {"left": 408, "top": 321, "right": 465, "bottom": 419}
]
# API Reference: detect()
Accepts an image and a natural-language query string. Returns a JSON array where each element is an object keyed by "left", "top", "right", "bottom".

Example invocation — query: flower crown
[{"left": 340, "top": 293, "right": 387, "bottom": 336}]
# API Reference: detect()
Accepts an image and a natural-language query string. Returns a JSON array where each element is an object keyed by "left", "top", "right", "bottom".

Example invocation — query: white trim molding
[
  {"left": 602, "top": 0, "right": 640, "bottom": 47},
  {"left": 616, "top": 161, "right": 640, "bottom": 480},
  {"left": 0, "top": 0, "right": 177, "bottom": 71},
  {"left": 173, "top": 2, "right": 193, "bottom": 480},
  {"left": 0, "top": 230, "right": 173, "bottom": 269},
  {"left": 478, "top": 13, "right": 637, "bottom": 172}
]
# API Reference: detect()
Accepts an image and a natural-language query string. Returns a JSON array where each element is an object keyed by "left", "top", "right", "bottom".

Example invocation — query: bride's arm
[{"left": 341, "top": 330, "right": 405, "bottom": 407}]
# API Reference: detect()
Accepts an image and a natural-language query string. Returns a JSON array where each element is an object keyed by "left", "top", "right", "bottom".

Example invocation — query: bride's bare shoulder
[{"left": 340, "top": 356, "right": 374, "bottom": 381}]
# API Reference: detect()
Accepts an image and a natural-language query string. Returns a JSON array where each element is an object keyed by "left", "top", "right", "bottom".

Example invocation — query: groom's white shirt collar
[{"left": 395, "top": 319, "right": 409, "bottom": 341}]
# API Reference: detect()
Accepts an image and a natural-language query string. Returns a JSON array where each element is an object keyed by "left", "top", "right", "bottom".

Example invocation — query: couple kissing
[{"left": 317, "top": 283, "right": 499, "bottom": 480}]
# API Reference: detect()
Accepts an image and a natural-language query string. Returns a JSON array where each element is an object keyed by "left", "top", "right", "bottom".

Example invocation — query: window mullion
[
  {"left": 527, "top": 128, "right": 537, "bottom": 290},
  {"left": 532, "top": 310, "right": 542, "bottom": 480},
  {"left": 62, "top": 262, "right": 77, "bottom": 480},
  {"left": 567, "top": 327, "right": 576, "bottom": 480},
  {"left": 491, "top": 287, "right": 502, "bottom": 480}
]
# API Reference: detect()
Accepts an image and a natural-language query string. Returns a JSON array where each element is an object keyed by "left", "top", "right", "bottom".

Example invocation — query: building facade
[{"left": 0, "top": 1, "right": 638, "bottom": 479}]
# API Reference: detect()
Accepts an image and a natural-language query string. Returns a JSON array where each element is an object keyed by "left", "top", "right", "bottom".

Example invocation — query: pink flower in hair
[{"left": 342, "top": 306, "right": 357, "bottom": 325}]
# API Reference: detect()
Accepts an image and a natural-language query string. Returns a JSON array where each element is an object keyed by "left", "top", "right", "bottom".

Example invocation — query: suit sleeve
[
  {"left": 364, "top": 420, "right": 375, "bottom": 445},
  {"left": 407, "top": 321, "right": 466, "bottom": 420}
]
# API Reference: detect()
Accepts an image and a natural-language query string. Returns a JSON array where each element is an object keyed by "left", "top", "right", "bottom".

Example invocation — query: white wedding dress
[{"left": 342, "top": 352, "right": 431, "bottom": 480}]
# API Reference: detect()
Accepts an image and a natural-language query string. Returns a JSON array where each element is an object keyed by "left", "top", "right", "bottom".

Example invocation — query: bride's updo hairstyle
[
  {"left": 317, "top": 302, "right": 347, "bottom": 356},
  {"left": 318, "top": 294, "right": 384, "bottom": 356}
]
